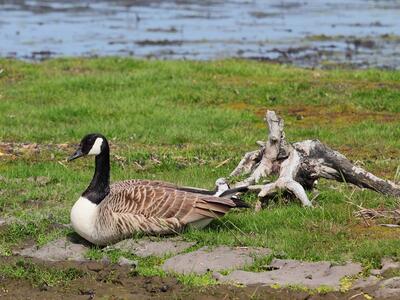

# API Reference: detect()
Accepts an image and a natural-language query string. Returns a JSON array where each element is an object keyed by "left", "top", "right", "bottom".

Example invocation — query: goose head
[
  {"left": 68, "top": 133, "right": 111, "bottom": 205},
  {"left": 68, "top": 133, "right": 107, "bottom": 161}
]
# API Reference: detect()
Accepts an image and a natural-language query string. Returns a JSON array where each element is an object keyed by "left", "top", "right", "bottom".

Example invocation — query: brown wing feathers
[
  {"left": 125, "top": 179, "right": 212, "bottom": 194},
  {"left": 109, "top": 183, "right": 247, "bottom": 227}
]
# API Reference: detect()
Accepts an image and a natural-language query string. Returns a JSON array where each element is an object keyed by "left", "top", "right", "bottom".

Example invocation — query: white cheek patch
[{"left": 88, "top": 137, "right": 103, "bottom": 155}]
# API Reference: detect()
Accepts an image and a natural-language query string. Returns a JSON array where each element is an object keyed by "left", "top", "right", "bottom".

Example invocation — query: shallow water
[{"left": 1, "top": 0, "right": 400, "bottom": 68}]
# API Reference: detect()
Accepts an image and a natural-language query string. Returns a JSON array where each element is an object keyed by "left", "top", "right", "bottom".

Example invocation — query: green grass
[
  {"left": 0, "top": 259, "right": 85, "bottom": 287},
  {"left": 85, "top": 246, "right": 217, "bottom": 286},
  {"left": 0, "top": 58, "right": 400, "bottom": 285}
]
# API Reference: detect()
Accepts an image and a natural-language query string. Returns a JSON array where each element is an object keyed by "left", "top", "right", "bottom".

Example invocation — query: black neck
[{"left": 82, "top": 144, "right": 110, "bottom": 205}]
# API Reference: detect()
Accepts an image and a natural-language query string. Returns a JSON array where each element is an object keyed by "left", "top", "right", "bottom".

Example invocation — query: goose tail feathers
[
  {"left": 219, "top": 185, "right": 249, "bottom": 197},
  {"left": 230, "top": 197, "right": 250, "bottom": 208}
]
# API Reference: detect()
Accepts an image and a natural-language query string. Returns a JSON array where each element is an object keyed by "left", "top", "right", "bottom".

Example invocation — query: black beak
[{"left": 67, "top": 148, "right": 84, "bottom": 162}]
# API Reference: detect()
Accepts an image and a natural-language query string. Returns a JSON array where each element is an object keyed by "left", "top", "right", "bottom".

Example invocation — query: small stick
[{"left": 215, "top": 158, "right": 230, "bottom": 169}]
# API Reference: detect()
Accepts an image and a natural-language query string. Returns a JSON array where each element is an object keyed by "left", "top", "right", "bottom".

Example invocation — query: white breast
[{"left": 70, "top": 196, "right": 99, "bottom": 244}]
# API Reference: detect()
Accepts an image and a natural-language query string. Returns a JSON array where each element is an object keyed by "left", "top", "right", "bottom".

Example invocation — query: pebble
[{"left": 118, "top": 257, "right": 138, "bottom": 267}]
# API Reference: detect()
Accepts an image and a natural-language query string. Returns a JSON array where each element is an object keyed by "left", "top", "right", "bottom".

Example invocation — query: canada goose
[{"left": 68, "top": 133, "right": 249, "bottom": 246}]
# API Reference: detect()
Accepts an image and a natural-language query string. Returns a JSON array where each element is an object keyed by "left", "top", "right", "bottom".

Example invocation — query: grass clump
[
  {"left": 175, "top": 273, "right": 218, "bottom": 287},
  {"left": 0, "top": 260, "right": 85, "bottom": 287},
  {"left": 85, "top": 247, "right": 219, "bottom": 285}
]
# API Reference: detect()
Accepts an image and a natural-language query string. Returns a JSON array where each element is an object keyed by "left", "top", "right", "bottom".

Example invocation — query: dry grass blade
[
  {"left": 215, "top": 158, "right": 230, "bottom": 169},
  {"left": 353, "top": 206, "right": 400, "bottom": 224}
]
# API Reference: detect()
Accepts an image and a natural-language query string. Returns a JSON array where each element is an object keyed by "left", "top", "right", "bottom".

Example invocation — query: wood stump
[{"left": 228, "top": 111, "right": 400, "bottom": 209}]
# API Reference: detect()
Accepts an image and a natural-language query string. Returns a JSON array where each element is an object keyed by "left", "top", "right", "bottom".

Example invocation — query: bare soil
[{"left": 0, "top": 257, "right": 369, "bottom": 300}]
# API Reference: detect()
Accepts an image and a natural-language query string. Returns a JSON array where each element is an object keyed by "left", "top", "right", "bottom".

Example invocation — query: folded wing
[{"left": 108, "top": 183, "right": 248, "bottom": 229}]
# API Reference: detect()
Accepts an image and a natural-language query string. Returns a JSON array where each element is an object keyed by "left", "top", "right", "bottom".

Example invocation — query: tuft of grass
[
  {"left": 86, "top": 247, "right": 167, "bottom": 277},
  {"left": 282, "top": 284, "right": 335, "bottom": 295},
  {"left": 0, "top": 260, "right": 85, "bottom": 287},
  {"left": 85, "top": 247, "right": 221, "bottom": 284},
  {"left": 315, "top": 285, "right": 335, "bottom": 294},
  {"left": 0, "top": 210, "right": 71, "bottom": 255},
  {"left": 175, "top": 272, "right": 218, "bottom": 287},
  {"left": 243, "top": 254, "right": 275, "bottom": 272},
  {"left": 339, "top": 276, "right": 357, "bottom": 292}
]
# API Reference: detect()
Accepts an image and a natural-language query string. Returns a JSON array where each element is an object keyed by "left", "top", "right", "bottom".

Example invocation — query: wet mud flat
[
  {"left": 2, "top": 233, "right": 400, "bottom": 299},
  {"left": 0, "top": 257, "right": 372, "bottom": 300},
  {"left": 1, "top": 0, "right": 400, "bottom": 69}
]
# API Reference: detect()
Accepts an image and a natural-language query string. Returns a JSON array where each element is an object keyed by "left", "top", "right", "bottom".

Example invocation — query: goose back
[{"left": 90, "top": 181, "right": 242, "bottom": 245}]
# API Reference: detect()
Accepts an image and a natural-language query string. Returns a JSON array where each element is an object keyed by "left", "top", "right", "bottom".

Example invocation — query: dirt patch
[
  {"left": 336, "top": 145, "right": 400, "bottom": 162},
  {"left": 0, "top": 142, "right": 70, "bottom": 160},
  {"left": 0, "top": 257, "right": 368, "bottom": 300},
  {"left": 272, "top": 105, "right": 399, "bottom": 128},
  {"left": 350, "top": 224, "right": 400, "bottom": 240},
  {"left": 0, "top": 276, "right": 331, "bottom": 300},
  {"left": 0, "top": 141, "right": 123, "bottom": 162},
  {"left": 224, "top": 102, "right": 399, "bottom": 128}
]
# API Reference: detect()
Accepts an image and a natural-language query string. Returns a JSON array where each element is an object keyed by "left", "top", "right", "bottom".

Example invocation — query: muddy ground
[
  {"left": 0, "top": 257, "right": 374, "bottom": 300},
  {"left": 1, "top": 0, "right": 400, "bottom": 69}
]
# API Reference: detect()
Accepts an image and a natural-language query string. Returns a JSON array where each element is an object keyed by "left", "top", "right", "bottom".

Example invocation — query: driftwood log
[{"left": 228, "top": 110, "right": 400, "bottom": 209}]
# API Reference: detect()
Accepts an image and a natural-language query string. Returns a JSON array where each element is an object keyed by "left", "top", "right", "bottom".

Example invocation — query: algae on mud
[{"left": 0, "top": 256, "right": 367, "bottom": 300}]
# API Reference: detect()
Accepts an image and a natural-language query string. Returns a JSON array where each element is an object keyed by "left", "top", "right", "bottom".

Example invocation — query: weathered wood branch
[
  {"left": 228, "top": 110, "right": 400, "bottom": 208},
  {"left": 294, "top": 140, "right": 400, "bottom": 197}
]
